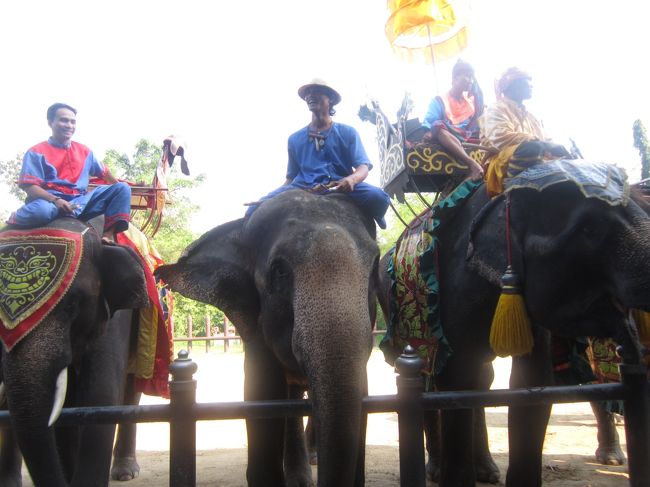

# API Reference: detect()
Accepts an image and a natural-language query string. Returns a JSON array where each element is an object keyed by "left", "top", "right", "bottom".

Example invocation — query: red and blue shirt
[{"left": 18, "top": 138, "right": 107, "bottom": 197}]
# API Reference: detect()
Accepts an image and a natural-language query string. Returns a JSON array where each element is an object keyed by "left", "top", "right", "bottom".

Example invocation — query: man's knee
[
  {"left": 12, "top": 200, "right": 59, "bottom": 227},
  {"left": 114, "top": 181, "right": 132, "bottom": 197}
]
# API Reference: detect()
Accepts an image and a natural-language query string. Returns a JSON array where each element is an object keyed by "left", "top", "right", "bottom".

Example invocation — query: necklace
[{"left": 308, "top": 121, "right": 333, "bottom": 151}]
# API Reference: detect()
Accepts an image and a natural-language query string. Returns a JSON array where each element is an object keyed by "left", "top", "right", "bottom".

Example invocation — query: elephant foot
[
  {"left": 475, "top": 455, "right": 500, "bottom": 484},
  {"left": 595, "top": 445, "right": 626, "bottom": 466},
  {"left": 111, "top": 456, "right": 140, "bottom": 481},
  {"left": 285, "top": 471, "right": 314, "bottom": 487},
  {"left": 425, "top": 456, "right": 440, "bottom": 482}
]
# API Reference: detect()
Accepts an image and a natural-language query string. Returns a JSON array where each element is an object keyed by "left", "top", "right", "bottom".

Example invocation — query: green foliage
[
  {"left": 103, "top": 139, "right": 220, "bottom": 339},
  {"left": 0, "top": 154, "right": 25, "bottom": 201},
  {"left": 172, "top": 294, "right": 226, "bottom": 338},
  {"left": 633, "top": 120, "right": 650, "bottom": 180},
  {"left": 376, "top": 193, "right": 435, "bottom": 256}
]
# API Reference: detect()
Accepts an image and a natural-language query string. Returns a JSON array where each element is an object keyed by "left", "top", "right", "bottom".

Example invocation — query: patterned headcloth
[{"left": 495, "top": 67, "right": 531, "bottom": 97}]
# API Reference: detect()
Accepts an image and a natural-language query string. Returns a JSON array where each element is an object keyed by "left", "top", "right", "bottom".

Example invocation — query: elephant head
[
  {"left": 0, "top": 217, "right": 149, "bottom": 487},
  {"left": 468, "top": 180, "right": 650, "bottom": 359},
  {"left": 156, "top": 189, "right": 379, "bottom": 487}
]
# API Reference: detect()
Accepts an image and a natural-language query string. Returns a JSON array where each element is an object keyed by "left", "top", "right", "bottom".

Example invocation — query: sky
[{"left": 1, "top": 0, "right": 649, "bottom": 234}]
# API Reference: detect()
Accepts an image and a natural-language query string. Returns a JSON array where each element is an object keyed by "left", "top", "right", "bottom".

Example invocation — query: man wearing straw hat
[{"left": 246, "top": 79, "right": 390, "bottom": 229}]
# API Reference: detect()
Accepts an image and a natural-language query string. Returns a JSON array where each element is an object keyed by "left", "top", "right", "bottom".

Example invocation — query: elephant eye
[{"left": 269, "top": 259, "right": 293, "bottom": 294}]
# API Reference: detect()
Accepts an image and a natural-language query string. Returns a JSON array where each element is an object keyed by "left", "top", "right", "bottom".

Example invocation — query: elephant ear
[
  {"left": 155, "top": 218, "right": 260, "bottom": 341},
  {"left": 466, "top": 195, "right": 512, "bottom": 287},
  {"left": 100, "top": 244, "right": 150, "bottom": 314}
]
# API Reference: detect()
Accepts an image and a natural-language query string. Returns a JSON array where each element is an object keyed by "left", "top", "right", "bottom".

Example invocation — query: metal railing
[{"left": 1, "top": 346, "right": 648, "bottom": 487}]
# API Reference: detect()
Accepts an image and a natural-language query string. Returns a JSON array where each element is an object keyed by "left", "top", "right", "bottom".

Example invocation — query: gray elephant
[
  {"left": 379, "top": 160, "right": 650, "bottom": 486},
  {"left": 0, "top": 217, "right": 149, "bottom": 487},
  {"left": 156, "top": 189, "right": 380, "bottom": 487}
]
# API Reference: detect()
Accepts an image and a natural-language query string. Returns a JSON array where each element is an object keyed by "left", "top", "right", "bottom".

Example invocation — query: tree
[
  {"left": 633, "top": 119, "right": 650, "bottom": 180},
  {"left": 103, "top": 139, "right": 224, "bottom": 339}
]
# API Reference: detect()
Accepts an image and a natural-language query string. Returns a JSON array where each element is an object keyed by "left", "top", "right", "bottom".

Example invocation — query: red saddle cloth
[{"left": 0, "top": 228, "right": 84, "bottom": 351}]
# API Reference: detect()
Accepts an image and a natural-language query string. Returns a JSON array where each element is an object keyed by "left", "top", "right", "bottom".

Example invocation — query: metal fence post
[
  {"left": 619, "top": 362, "right": 650, "bottom": 487},
  {"left": 169, "top": 350, "right": 198, "bottom": 487},
  {"left": 395, "top": 345, "right": 426, "bottom": 487}
]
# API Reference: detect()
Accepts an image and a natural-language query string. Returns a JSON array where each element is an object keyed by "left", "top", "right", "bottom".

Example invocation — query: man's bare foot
[
  {"left": 467, "top": 163, "right": 484, "bottom": 181},
  {"left": 102, "top": 231, "right": 117, "bottom": 245}
]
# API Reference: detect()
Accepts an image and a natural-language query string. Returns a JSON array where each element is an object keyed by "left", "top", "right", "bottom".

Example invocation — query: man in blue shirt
[
  {"left": 7, "top": 103, "right": 131, "bottom": 241},
  {"left": 246, "top": 79, "right": 390, "bottom": 229}
]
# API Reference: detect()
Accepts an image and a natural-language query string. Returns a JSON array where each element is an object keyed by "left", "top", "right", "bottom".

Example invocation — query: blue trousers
[
  {"left": 8, "top": 182, "right": 132, "bottom": 232},
  {"left": 246, "top": 181, "right": 390, "bottom": 229}
]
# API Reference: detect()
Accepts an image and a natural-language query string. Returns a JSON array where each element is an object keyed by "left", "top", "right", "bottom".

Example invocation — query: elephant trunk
[
  {"left": 2, "top": 321, "right": 72, "bottom": 487},
  {"left": 293, "top": 245, "right": 373, "bottom": 487}
]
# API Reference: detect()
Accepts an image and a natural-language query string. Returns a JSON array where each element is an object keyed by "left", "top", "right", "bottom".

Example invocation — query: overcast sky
[{"left": 1, "top": 0, "right": 648, "bottom": 233}]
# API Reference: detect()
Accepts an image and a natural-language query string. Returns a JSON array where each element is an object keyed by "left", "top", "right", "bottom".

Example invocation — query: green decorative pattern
[
  {"left": 380, "top": 180, "right": 482, "bottom": 380},
  {"left": 0, "top": 239, "right": 74, "bottom": 328}
]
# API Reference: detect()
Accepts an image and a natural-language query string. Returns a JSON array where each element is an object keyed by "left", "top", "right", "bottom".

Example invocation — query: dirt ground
[{"left": 25, "top": 349, "right": 630, "bottom": 486}]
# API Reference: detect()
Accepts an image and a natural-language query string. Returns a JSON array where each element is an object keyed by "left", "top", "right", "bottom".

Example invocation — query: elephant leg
[
  {"left": 244, "top": 338, "right": 289, "bottom": 487},
  {"left": 283, "top": 385, "right": 313, "bottom": 487},
  {"left": 304, "top": 415, "right": 317, "bottom": 465},
  {"left": 72, "top": 311, "right": 131, "bottom": 487},
  {"left": 111, "top": 374, "right": 142, "bottom": 481},
  {"left": 474, "top": 363, "right": 500, "bottom": 484},
  {"left": 424, "top": 409, "right": 441, "bottom": 482},
  {"left": 0, "top": 426, "right": 23, "bottom": 487},
  {"left": 437, "top": 358, "right": 479, "bottom": 487},
  {"left": 506, "top": 335, "right": 553, "bottom": 487},
  {"left": 591, "top": 401, "right": 626, "bottom": 465}
]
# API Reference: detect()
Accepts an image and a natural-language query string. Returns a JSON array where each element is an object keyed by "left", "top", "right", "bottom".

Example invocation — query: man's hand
[
  {"left": 544, "top": 142, "right": 571, "bottom": 158},
  {"left": 332, "top": 164, "right": 369, "bottom": 193},
  {"left": 333, "top": 175, "right": 357, "bottom": 193},
  {"left": 54, "top": 198, "right": 74, "bottom": 214}
]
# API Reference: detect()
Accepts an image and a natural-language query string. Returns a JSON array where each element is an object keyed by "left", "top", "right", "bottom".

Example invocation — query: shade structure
[{"left": 385, "top": 0, "right": 468, "bottom": 65}]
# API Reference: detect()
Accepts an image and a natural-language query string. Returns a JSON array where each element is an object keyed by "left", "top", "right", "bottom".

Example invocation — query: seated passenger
[
  {"left": 7, "top": 103, "right": 131, "bottom": 242},
  {"left": 246, "top": 79, "right": 390, "bottom": 229},
  {"left": 480, "top": 67, "right": 570, "bottom": 196},
  {"left": 421, "top": 59, "right": 485, "bottom": 181}
]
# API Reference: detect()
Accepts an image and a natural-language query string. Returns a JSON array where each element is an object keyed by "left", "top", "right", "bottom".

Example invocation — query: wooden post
[
  {"left": 169, "top": 350, "right": 197, "bottom": 487},
  {"left": 223, "top": 317, "right": 230, "bottom": 353},
  {"left": 205, "top": 314, "right": 212, "bottom": 353},
  {"left": 187, "top": 315, "right": 193, "bottom": 351}
]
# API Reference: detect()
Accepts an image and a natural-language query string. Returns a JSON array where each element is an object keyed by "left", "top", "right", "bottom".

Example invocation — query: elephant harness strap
[{"left": 0, "top": 228, "right": 86, "bottom": 351}]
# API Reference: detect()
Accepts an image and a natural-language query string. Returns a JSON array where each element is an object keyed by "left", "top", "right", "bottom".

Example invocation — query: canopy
[{"left": 385, "top": 0, "right": 468, "bottom": 65}]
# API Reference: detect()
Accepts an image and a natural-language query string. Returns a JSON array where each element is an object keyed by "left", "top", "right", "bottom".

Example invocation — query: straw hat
[{"left": 298, "top": 79, "right": 342, "bottom": 105}]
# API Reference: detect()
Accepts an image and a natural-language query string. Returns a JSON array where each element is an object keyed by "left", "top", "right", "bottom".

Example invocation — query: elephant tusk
[
  {"left": 48, "top": 368, "right": 68, "bottom": 427},
  {"left": 0, "top": 382, "right": 5, "bottom": 406}
]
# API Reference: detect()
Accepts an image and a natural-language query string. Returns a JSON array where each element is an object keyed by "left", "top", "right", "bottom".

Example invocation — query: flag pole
[{"left": 427, "top": 24, "right": 439, "bottom": 94}]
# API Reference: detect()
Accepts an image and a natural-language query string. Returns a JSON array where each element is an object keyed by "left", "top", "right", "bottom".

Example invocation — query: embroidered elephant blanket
[
  {"left": 0, "top": 228, "right": 84, "bottom": 351},
  {"left": 380, "top": 179, "right": 482, "bottom": 380}
]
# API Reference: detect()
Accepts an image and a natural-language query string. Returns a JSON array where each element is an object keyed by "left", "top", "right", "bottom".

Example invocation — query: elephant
[
  {"left": 0, "top": 217, "right": 150, "bottom": 487},
  {"left": 378, "top": 161, "right": 650, "bottom": 487},
  {"left": 156, "top": 188, "right": 380, "bottom": 487}
]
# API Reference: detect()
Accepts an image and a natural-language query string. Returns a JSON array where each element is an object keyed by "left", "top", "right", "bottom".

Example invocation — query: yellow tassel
[
  {"left": 489, "top": 266, "right": 534, "bottom": 357},
  {"left": 631, "top": 308, "right": 650, "bottom": 345}
]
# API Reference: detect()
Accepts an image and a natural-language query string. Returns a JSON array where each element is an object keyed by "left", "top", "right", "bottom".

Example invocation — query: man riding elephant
[
  {"left": 246, "top": 79, "right": 391, "bottom": 230},
  {"left": 480, "top": 67, "right": 571, "bottom": 196},
  {"left": 6, "top": 103, "right": 131, "bottom": 243}
]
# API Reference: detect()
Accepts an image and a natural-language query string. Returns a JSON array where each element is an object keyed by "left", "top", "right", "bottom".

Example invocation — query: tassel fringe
[{"left": 489, "top": 266, "right": 534, "bottom": 357}]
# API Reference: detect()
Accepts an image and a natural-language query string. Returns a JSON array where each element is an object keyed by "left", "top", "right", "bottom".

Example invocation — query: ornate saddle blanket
[
  {"left": 504, "top": 159, "right": 629, "bottom": 207},
  {"left": 117, "top": 227, "right": 174, "bottom": 399},
  {"left": 380, "top": 179, "right": 481, "bottom": 379},
  {"left": 0, "top": 228, "right": 84, "bottom": 351}
]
